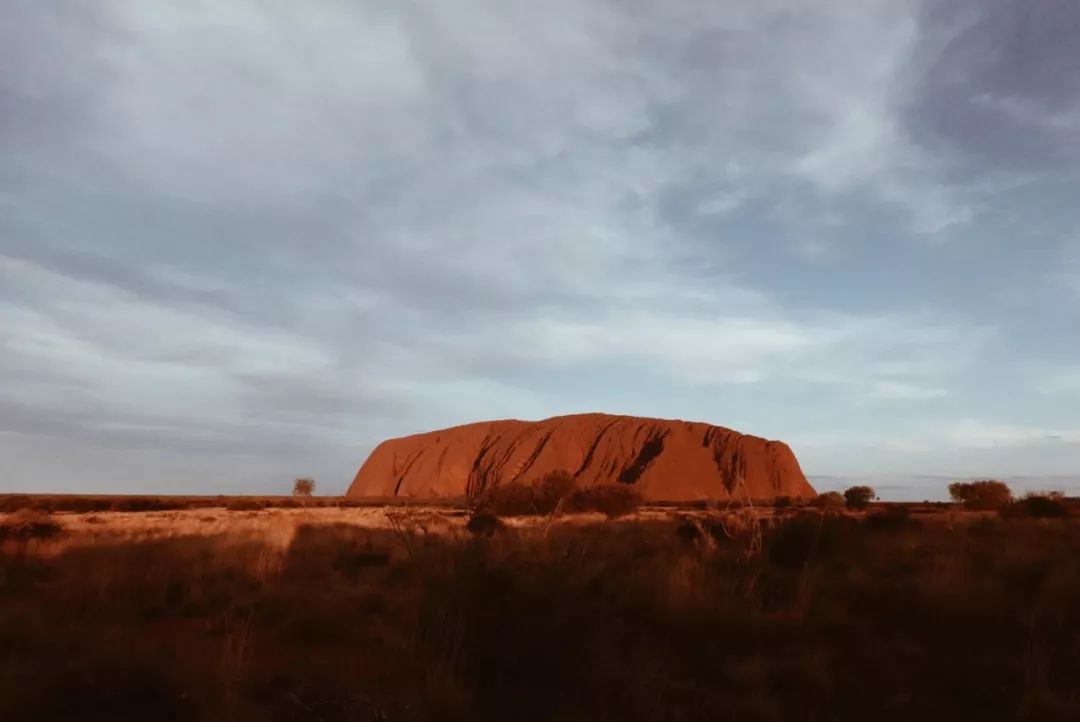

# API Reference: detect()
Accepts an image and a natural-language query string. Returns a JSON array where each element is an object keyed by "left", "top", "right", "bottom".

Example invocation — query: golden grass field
[{"left": 2, "top": 495, "right": 1079, "bottom": 721}]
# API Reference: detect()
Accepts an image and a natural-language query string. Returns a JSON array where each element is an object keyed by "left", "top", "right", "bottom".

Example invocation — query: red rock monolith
[{"left": 348, "top": 413, "right": 815, "bottom": 502}]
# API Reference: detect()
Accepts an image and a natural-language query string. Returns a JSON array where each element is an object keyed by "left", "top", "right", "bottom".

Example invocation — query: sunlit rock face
[{"left": 348, "top": 413, "right": 815, "bottom": 502}]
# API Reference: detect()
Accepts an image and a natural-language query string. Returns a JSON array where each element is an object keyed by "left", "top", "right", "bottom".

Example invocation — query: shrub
[
  {"left": 292, "top": 478, "right": 316, "bottom": 497},
  {"left": 766, "top": 513, "right": 823, "bottom": 566},
  {"left": 1001, "top": 492, "right": 1067, "bottom": 519},
  {"left": 765, "top": 512, "right": 863, "bottom": 565},
  {"left": 109, "top": 497, "right": 172, "bottom": 512},
  {"left": 948, "top": 480, "right": 1012, "bottom": 510},
  {"left": 566, "top": 485, "right": 642, "bottom": 519},
  {"left": 810, "top": 491, "right": 845, "bottom": 510},
  {"left": 864, "top": 505, "right": 918, "bottom": 532},
  {"left": 843, "top": 485, "right": 876, "bottom": 510},
  {"left": 481, "top": 470, "right": 576, "bottom": 516},
  {"left": 675, "top": 518, "right": 703, "bottom": 544},
  {"left": 478, "top": 471, "right": 643, "bottom": 518},
  {"left": 481, "top": 482, "right": 538, "bottom": 515},
  {"left": 0, "top": 511, "right": 63, "bottom": 543},
  {"left": 774, "top": 495, "right": 792, "bottom": 509},
  {"left": 533, "top": 470, "right": 576, "bottom": 512},
  {"left": 0, "top": 495, "right": 35, "bottom": 513},
  {"left": 466, "top": 512, "right": 504, "bottom": 536}
]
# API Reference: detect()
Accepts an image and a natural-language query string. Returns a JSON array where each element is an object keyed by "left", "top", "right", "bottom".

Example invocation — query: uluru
[{"left": 348, "top": 413, "right": 815, "bottom": 502}]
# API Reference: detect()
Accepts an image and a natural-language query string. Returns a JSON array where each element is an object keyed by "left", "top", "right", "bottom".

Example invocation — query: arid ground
[{"left": 2, "top": 495, "right": 1079, "bottom": 721}]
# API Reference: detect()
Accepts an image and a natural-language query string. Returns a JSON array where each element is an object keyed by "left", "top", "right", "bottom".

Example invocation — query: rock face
[{"left": 348, "top": 413, "right": 815, "bottom": 501}]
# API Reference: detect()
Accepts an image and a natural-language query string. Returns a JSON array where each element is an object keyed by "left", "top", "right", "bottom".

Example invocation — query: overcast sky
[{"left": 2, "top": 1, "right": 1079, "bottom": 496}]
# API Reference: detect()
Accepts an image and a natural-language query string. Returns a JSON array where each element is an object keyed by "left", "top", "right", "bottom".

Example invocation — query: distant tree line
[{"left": 801, "top": 479, "right": 1068, "bottom": 518}]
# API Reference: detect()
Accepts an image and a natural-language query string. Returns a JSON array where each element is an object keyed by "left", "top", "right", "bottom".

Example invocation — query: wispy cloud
[{"left": 2, "top": 0, "right": 1079, "bottom": 491}]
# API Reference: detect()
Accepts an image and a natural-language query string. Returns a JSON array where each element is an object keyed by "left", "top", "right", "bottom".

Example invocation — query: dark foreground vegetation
[
  {"left": 0, "top": 494, "right": 461, "bottom": 514},
  {"left": 2, "top": 501, "right": 1079, "bottom": 722}
]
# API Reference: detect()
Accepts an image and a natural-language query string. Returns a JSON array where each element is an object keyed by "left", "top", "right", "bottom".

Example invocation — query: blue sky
[{"left": 2, "top": 1, "right": 1079, "bottom": 497}]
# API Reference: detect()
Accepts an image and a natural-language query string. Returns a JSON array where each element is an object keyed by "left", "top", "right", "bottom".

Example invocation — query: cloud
[
  {"left": 1061, "top": 241, "right": 1080, "bottom": 300},
  {"left": 1, "top": 0, "right": 1079, "bottom": 491},
  {"left": 905, "top": 0, "right": 1080, "bottom": 221},
  {"left": 1036, "top": 365, "right": 1080, "bottom": 395},
  {"left": 0, "top": 248, "right": 983, "bottom": 458},
  {"left": 937, "top": 419, "right": 1080, "bottom": 450},
  {"left": 498, "top": 306, "right": 989, "bottom": 400},
  {"left": 792, "top": 419, "right": 1080, "bottom": 455}
]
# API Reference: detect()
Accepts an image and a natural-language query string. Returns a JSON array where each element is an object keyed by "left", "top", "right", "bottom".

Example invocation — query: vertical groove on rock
[
  {"left": 510, "top": 430, "right": 555, "bottom": 484},
  {"left": 466, "top": 435, "right": 499, "bottom": 497},
  {"left": 574, "top": 417, "right": 622, "bottom": 479},
  {"left": 393, "top": 449, "right": 425, "bottom": 496},
  {"left": 617, "top": 430, "right": 669, "bottom": 485}
]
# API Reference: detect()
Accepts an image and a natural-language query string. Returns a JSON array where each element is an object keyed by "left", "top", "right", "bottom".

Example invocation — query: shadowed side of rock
[{"left": 347, "top": 413, "right": 815, "bottom": 502}]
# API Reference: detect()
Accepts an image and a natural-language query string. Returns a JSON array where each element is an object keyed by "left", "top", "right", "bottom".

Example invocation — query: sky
[{"left": 2, "top": 1, "right": 1079, "bottom": 498}]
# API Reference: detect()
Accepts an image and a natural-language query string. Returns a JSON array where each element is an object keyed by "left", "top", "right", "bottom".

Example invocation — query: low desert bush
[
  {"left": 1, "top": 495, "right": 219, "bottom": 513},
  {"left": 949, "top": 480, "right": 1013, "bottom": 510},
  {"left": 810, "top": 491, "right": 845, "bottom": 510},
  {"left": 864, "top": 505, "right": 919, "bottom": 532},
  {"left": 0, "top": 512, "right": 63, "bottom": 544},
  {"left": 109, "top": 497, "right": 176, "bottom": 512},
  {"left": 765, "top": 513, "right": 824, "bottom": 566},
  {"left": 465, "top": 512, "right": 504, "bottom": 536},
  {"left": 1001, "top": 492, "right": 1068, "bottom": 519},
  {"left": 0, "top": 495, "right": 32, "bottom": 513},
  {"left": 843, "top": 485, "right": 876, "bottom": 510},
  {"left": 479, "top": 470, "right": 642, "bottom": 517},
  {"left": 565, "top": 485, "right": 643, "bottom": 518},
  {"left": 533, "top": 470, "right": 576, "bottom": 511},
  {"left": 480, "top": 482, "right": 537, "bottom": 515},
  {"left": 765, "top": 511, "right": 863, "bottom": 566},
  {"left": 674, "top": 517, "right": 703, "bottom": 544}
]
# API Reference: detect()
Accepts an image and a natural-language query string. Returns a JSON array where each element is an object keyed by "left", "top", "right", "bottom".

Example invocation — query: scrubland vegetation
[
  {"left": 0, "top": 494, "right": 450, "bottom": 514},
  {"left": 476, "top": 470, "right": 644, "bottom": 517},
  {"left": 2, "top": 481, "right": 1079, "bottom": 721}
]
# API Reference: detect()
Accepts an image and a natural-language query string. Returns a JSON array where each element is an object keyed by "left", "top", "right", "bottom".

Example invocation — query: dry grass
[
  {"left": 2, "top": 502, "right": 1079, "bottom": 721},
  {"left": 0, "top": 493, "right": 468, "bottom": 514}
]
